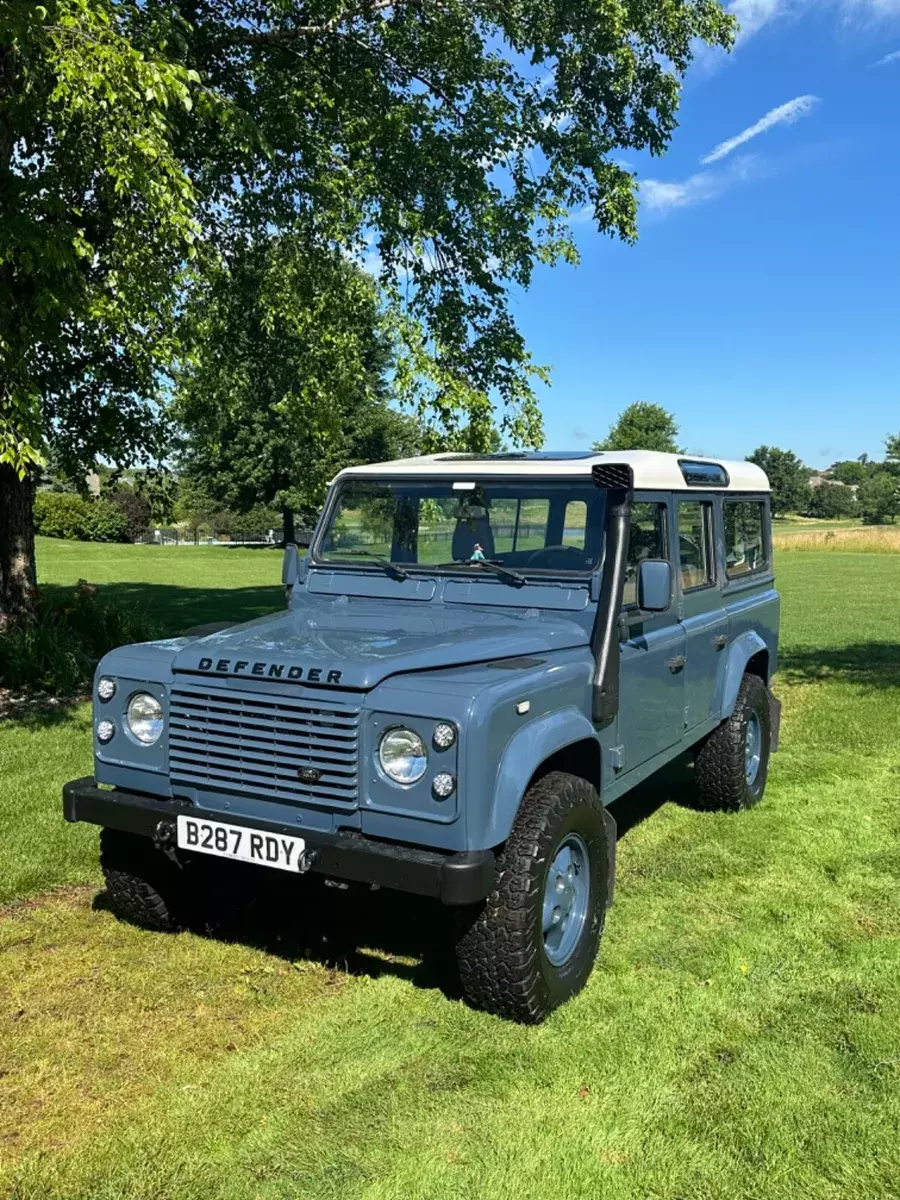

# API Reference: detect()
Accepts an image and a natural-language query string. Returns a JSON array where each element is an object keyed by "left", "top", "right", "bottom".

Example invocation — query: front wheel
[
  {"left": 455, "top": 771, "right": 611, "bottom": 1023},
  {"left": 100, "top": 829, "right": 186, "bottom": 931},
  {"left": 692, "top": 672, "right": 773, "bottom": 811}
]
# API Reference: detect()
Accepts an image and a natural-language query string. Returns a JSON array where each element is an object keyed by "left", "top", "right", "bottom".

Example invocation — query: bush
[
  {"left": 81, "top": 499, "right": 130, "bottom": 542},
  {"left": 229, "top": 507, "right": 282, "bottom": 535},
  {"left": 33, "top": 491, "right": 130, "bottom": 542},
  {"left": 33, "top": 492, "right": 91, "bottom": 540},
  {"left": 0, "top": 581, "right": 161, "bottom": 695},
  {"left": 110, "top": 488, "right": 153, "bottom": 542},
  {"left": 806, "top": 481, "right": 857, "bottom": 520}
]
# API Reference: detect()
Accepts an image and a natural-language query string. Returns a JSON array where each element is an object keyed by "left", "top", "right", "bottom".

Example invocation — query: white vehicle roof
[{"left": 336, "top": 450, "right": 770, "bottom": 493}]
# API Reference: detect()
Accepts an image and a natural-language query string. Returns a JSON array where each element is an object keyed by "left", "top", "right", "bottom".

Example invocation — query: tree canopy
[
  {"left": 593, "top": 402, "right": 682, "bottom": 454},
  {"left": 858, "top": 473, "right": 899, "bottom": 526},
  {"left": 746, "top": 446, "right": 811, "bottom": 517},
  {"left": 173, "top": 241, "right": 420, "bottom": 540},
  {"left": 806, "top": 481, "right": 857, "bottom": 520},
  {"left": 1, "top": 0, "right": 735, "bottom": 612}
]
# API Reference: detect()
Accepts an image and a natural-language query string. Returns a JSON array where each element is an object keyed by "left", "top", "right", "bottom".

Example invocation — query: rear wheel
[
  {"left": 100, "top": 829, "right": 185, "bottom": 931},
  {"left": 693, "top": 672, "right": 772, "bottom": 811},
  {"left": 455, "top": 771, "right": 611, "bottom": 1023}
]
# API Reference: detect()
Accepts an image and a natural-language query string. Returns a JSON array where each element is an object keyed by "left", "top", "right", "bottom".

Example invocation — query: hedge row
[{"left": 33, "top": 491, "right": 151, "bottom": 543}]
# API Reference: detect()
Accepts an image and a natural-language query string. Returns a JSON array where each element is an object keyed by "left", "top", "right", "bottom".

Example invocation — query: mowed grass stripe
[{"left": 0, "top": 545, "right": 898, "bottom": 1197}]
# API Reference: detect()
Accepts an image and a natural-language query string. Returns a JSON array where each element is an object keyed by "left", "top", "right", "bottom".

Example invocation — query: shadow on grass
[
  {"left": 94, "top": 873, "right": 464, "bottom": 1000},
  {"left": 0, "top": 700, "right": 90, "bottom": 730},
  {"left": 609, "top": 753, "right": 697, "bottom": 836},
  {"left": 779, "top": 642, "right": 900, "bottom": 689},
  {"left": 39, "top": 581, "right": 284, "bottom": 640}
]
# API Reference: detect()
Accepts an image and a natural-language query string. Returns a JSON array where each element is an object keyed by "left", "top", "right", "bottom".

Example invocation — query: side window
[
  {"left": 622, "top": 502, "right": 668, "bottom": 608},
  {"left": 678, "top": 500, "right": 714, "bottom": 591},
  {"left": 563, "top": 500, "right": 587, "bottom": 550},
  {"left": 724, "top": 501, "right": 767, "bottom": 578}
]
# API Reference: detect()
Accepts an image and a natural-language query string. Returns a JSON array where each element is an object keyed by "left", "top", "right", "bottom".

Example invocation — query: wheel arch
[
  {"left": 718, "top": 630, "right": 770, "bottom": 718},
  {"left": 483, "top": 708, "right": 601, "bottom": 847}
]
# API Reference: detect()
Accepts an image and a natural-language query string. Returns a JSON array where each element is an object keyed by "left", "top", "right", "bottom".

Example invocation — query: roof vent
[{"left": 679, "top": 460, "right": 730, "bottom": 487}]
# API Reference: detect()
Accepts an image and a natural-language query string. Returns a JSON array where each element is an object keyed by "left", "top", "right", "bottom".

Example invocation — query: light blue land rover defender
[{"left": 64, "top": 451, "right": 780, "bottom": 1022}]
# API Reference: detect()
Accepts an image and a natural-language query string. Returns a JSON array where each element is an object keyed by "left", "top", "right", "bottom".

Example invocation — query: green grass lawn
[{"left": 1, "top": 541, "right": 900, "bottom": 1197}]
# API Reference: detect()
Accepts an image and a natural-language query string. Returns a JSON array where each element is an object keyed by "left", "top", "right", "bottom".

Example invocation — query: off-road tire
[
  {"left": 455, "top": 771, "right": 610, "bottom": 1024},
  {"left": 100, "top": 829, "right": 183, "bottom": 931},
  {"left": 693, "top": 672, "right": 772, "bottom": 812}
]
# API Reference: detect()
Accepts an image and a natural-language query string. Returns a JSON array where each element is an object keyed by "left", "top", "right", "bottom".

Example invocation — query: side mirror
[
  {"left": 282, "top": 543, "right": 300, "bottom": 589},
  {"left": 637, "top": 559, "right": 671, "bottom": 612}
]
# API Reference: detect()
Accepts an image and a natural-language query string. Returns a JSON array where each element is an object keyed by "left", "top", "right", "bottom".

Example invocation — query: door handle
[
  {"left": 712, "top": 634, "right": 728, "bottom": 651},
  {"left": 666, "top": 655, "right": 686, "bottom": 673}
]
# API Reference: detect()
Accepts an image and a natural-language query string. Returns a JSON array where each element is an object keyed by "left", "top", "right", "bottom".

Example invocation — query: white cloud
[
  {"left": 701, "top": 95, "right": 818, "bottom": 164},
  {"left": 640, "top": 155, "right": 760, "bottom": 215},
  {"left": 729, "top": 0, "right": 792, "bottom": 43},
  {"left": 874, "top": 47, "right": 900, "bottom": 63},
  {"left": 717, "top": 0, "right": 900, "bottom": 51}
]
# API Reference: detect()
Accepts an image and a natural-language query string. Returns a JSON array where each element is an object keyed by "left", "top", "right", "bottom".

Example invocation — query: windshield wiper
[
  {"left": 434, "top": 559, "right": 526, "bottom": 588},
  {"left": 326, "top": 551, "right": 410, "bottom": 581}
]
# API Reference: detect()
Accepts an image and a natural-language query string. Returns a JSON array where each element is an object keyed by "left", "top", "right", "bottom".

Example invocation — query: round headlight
[
  {"left": 379, "top": 728, "right": 427, "bottom": 784},
  {"left": 127, "top": 693, "right": 164, "bottom": 745},
  {"left": 97, "top": 676, "right": 117, "bottom": 702}
]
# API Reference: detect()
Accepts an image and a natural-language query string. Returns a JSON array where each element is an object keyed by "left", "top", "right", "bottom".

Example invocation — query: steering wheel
[{"left": 525, "top": 544, "right": 586, "bottom": 569}]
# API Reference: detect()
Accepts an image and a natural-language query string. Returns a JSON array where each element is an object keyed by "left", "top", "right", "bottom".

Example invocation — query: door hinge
[{"left": 607, "top": 745, "right": 625, "bottom": 772}]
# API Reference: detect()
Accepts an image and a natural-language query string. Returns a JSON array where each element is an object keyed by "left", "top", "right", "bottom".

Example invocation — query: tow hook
[
  {"left": 297, "top": 848, "right": 317, "bottom": 875},
  {"left": 153, "top": 819, "right": 181, "bottom": 867}
]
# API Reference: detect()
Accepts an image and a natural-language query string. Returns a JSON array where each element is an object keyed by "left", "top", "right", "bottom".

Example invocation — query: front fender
[
  {"left": 718, "top": 630, "right": 769, "bottom": 717},
  {"left": 483, "top": 707, "right": 599, "bottom": 847}
]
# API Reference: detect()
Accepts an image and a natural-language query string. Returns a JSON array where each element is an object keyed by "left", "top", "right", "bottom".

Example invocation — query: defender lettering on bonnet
[{"left": 196, "top": 657, "right": 343, "bottom": 684}]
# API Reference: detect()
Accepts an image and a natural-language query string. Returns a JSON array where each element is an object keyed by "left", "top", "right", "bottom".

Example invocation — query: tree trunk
[
  {"left": 0, "top": 465, "right": 37, "bottom": 619},
  {"left": 282, "top": 505, "right": 295, "bottom": 546}
]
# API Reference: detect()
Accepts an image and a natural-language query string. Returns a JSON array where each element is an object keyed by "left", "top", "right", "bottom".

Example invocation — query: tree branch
[{"left": 233, "top": 0, "right": 395, "bottom": 42}]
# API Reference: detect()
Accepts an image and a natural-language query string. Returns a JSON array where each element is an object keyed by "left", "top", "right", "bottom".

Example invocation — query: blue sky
[{"left": 517, "top": 0, "right": 900, "bottom": 467}]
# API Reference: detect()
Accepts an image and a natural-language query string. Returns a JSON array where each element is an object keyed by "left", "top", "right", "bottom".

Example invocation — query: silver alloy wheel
[
  {"left": 745, "top": 710, "right": 762, "bottom": 785},
  {"left": 542, "top": 833, "right": 590, "bottom": 967}
]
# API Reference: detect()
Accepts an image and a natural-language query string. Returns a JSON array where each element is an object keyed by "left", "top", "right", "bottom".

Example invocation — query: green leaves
[
  {"left": 173, "top": 239, "right": 416, "bottom": 523},
  {"left": 1, "top": 0, "right": 734, "bottom": 479},
  {"left": 594, "top": 402, "right": 682, "bottom": 454}
]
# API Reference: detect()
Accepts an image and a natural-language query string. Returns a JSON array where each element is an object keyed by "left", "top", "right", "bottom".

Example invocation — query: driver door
[{"left": 617, "top": 496, "right": 686, "bottom": 771}]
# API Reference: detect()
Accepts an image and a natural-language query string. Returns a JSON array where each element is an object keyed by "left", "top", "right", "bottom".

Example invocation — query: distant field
[
  {"left": 773, "top": 525, "right": 900, "bottom": 553},
  {"left": 1, "top": 541, "right": 899, "bottom": 1198}
]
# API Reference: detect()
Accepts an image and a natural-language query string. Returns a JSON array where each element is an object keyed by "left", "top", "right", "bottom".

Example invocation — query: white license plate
[{"left": 176, "top": 815, "right": 306, "bottom": 873}]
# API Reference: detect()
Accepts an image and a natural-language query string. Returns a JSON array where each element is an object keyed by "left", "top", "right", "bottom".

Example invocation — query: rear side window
[
  {"left": 724, "top": 501, "right": 768, "bottom": 578},
  {"left": 623, "top": 502, "right": 668, "bottom": 608},
  {"left": 678, "top": 500, "right": 714, "bottom": 591}
]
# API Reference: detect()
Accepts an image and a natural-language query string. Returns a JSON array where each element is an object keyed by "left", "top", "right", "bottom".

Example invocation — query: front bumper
[{"left": 63, "top": 777, "right": 495, "bottom": 906}]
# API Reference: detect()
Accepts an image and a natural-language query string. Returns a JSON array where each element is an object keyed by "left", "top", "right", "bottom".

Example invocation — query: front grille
[{"left": 169, "top": 685, "right": 360, "bottom": 808}]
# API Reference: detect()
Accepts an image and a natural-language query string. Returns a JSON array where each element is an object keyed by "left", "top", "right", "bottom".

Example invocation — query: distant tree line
[{"left": 594, "top": 402, "right": 900, "bottom": 524}]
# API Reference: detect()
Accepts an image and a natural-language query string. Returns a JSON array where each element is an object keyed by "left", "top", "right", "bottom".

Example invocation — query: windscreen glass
[{"left": 317, "top": 479, "right": 606, "bottom": 575}]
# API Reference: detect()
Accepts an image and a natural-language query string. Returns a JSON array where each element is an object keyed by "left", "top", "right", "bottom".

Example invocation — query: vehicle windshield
[{"left": 316, "top": 478, "right": 606, "bottom": 576}]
